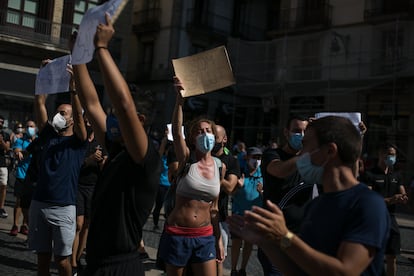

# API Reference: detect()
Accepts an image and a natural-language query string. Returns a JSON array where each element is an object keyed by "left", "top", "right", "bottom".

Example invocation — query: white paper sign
[
  {"left": 71, "top": 0, "right": 126, "bottom": 65},
  {"left": 167, "top": 124, "right": 185, "bottom": 141},
  {"left": 315, "top": 112, "right": 361, "bottom": 131},
  {"left": 35, "top": 55, "right": 71, "bottom": 95}
]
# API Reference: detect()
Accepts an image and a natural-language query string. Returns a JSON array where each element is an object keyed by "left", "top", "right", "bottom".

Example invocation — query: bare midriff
[{"left": 167, "top": 195, "right": 212, "bottom": 228}]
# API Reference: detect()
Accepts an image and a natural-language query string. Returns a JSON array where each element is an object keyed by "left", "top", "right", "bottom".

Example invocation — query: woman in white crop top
[{"left": 158, "top": 77, "right": 224, "bottom": 275}]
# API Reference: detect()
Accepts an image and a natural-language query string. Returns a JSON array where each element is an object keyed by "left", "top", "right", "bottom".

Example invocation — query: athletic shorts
[
  {"left": 20, "top": 181, "right": 35, "bottom": 209},
  {"left": 0, "top": 167, "right": 8, "bottom": 186},
  {"left": 84, "top": 251, "right": 144, "bottom": 276},
  {"left": 159, "top": 225, "right": 216, "bottom": 266},
  {"left": 76, "top": 185, "right": 94, "bottom": 218},
  {"left": 14, "top": 178, "right": 35, "bottom": 208},
  {"left": 14, "top": 177, "right": 25, "bottom": 197},
  {"left": 386, "top": 214, "right": 401, "bottom": 256},
  {"left": 28, "top": 200, "right": 76, "bottom": 256}
]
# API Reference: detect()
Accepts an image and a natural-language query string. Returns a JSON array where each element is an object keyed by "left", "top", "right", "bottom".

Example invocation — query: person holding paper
[
  {"left": 228, "top": 116, "right": 390, "bottom": 276},
  {"left": 157, "top": 78, "right": 224, "bottom": 275},
  {"left": 72, "top": 14, "right": 161, "bottom": 276},
  {"left": 29, "top": 61, "right": 87, "bottom": 276}
]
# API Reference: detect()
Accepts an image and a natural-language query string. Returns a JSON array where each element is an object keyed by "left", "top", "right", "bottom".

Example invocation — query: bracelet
[{"left": 95, "top": 46, "right": 108, "bottom": 53}]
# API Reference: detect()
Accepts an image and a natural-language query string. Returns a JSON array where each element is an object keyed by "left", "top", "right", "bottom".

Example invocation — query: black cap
[{"left": 247, "top": 147, "right": 262, "bottom": 156}]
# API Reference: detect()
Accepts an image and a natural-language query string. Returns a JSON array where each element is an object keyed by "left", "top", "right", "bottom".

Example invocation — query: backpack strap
[{"left": 212, "top": 156, "right": 223, "bottom": 178}]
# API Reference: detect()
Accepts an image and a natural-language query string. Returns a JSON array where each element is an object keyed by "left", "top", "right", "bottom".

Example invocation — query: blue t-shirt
[
  {"left": 33, "top": 124, "right": 87, "bottom": 205},
  {"left": 13, "top": 136, "right": 32, "bottom": 179},
  {"left": 232, "top": 167, "right": 263, "bottom": 215},
  {"left": 159, "top": 155, "right": 171, "bottom": 187},
  {"left": 300, "top": 184, "right": 390, "bottom": 276}
]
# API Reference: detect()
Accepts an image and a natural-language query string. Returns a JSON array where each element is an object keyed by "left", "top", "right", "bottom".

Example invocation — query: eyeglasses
[{"left": 26, "top": 125, "right": 35, "bottom": 128}]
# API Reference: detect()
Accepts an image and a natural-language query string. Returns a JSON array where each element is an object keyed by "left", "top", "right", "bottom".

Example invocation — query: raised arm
[
  {"left": 67, "top": 65, "right": 87, "bottom": 142},
  {"left": 94, "top": 13, "right": 148, "bottom": 163},
  {"left": 73, "top": 63, "right": 107, "bottom": 146},
  {"left": 34, "top": 94, "right": 48, "bottom": 132},
  {"left": 171, "top": 78, "right": 190, "bottom": 165},
  {"left": 34, "top": 60, "right": 53, "bottom": 132}
]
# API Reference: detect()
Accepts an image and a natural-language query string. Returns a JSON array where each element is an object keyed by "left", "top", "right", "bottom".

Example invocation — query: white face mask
[{"left": 52, "top": 113, "right": 68, "bottom": 132}]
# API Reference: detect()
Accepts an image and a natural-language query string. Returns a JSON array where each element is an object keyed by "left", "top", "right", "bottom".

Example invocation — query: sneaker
[
  {"left": 230, "top": 269, "right": 238, "bottom": 276},
  {"left": 238, "top": 269, "right": 247, "bottom": 276},
  {"left": 10, "top": 225, "right": 18, "bottom": 236},
  {"left": 72, "top": 266, "right": 78, "bottom": 276},
  {"left": 0, "top": 208, "right": 8, "bottom": 218},
  {"left": 139, "top": 252, "right": 150, "bottom": 260},
  {"left": 20, "top": 225, "right": 29, "bottom": 235}
]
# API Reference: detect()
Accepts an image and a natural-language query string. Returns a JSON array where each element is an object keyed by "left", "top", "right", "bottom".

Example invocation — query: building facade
[
  {"left": 129, "top": 0, "right": 414, "bottom": 179},
  {"left": 0, "top": 0, "right": 133, "bottom": 124}
]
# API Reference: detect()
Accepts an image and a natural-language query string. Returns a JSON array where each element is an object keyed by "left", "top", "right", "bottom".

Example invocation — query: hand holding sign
[
  {"left": 35, "top": 55, "right": 71, "bottom": 95},
  {"left": 71, "top": 0, "right": 127, "bottom": 65},
  {"left": 172, "top": 46, "right": 235, "bottom": 97}
]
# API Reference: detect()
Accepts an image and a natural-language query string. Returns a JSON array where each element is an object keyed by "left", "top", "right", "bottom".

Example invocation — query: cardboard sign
[{"left": 172, "top": 46, "right": 235, "bottom": 97}]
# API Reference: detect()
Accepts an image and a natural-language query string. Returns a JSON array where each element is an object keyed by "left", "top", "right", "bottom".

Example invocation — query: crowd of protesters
[{"left": 0, "top": 10, "right": 412, "bottom": 276}]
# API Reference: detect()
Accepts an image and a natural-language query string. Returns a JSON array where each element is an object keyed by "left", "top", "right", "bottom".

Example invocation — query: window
[
  {"left": 6, "top": 0, "right": 38, "bottom": 28},
  {"left": 73, "top": 0, "right": 100, "bottom": 26},
  {"left": 381, "top": 27, "right": 404, "bottom": 73}
]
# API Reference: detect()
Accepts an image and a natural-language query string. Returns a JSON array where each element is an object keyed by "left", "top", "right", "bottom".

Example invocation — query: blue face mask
[
  {"left": 289, "top": 132, "right": 303, "bottom": 151},
  {"left": 196, "top": 133, "right": 215, "bottom": 153},
  {"left": 27, "top": 127, "right": 36, "bottom": 137},
  {"left": 296, "top": 151, "right": 324, "bottom": 185},
  {"left": 106, "top": 114, "right": 122, "bottom": 141},
  {"left": 385, "top": 155, "right": 396, "bottom": 167}
]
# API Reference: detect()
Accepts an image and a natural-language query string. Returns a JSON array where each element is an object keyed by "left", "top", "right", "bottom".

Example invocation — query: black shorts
[
  {"left": 76, "top": 185, "right": 94, "bottom": 218},
  {"left": 14, "top": 178, "right": 35, "bottom": 209},
  {"left": 14, "top": 178, "right": 25, "bottom": 197},
  {"left": 83, "top": 252, "right": 144, "bottom": 276},
  {"left": 386, "top": 214, "right": 401, "bottom": 256}
]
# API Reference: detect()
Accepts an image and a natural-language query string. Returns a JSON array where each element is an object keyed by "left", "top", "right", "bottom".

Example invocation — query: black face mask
[{"left": 211, "top": 142, "right": 222, "bottom": 154}]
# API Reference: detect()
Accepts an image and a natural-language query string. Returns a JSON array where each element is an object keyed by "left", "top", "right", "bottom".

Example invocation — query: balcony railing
[
  {"left": 0, "top": 8, "right": 74, "bottom": 49},
  {"left": 364, "top": 0, "right": 414, "bottom": 20},
  {"left": 271, "top": 4, "right": 332, "bottom": 32},
  {"left": 133, "top": 8, "right": 161, "bottom": 33}
]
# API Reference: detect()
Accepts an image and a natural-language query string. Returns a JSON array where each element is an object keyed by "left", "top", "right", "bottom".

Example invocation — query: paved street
[{"left": 0, "top": 175, "right": 414, "bottom": 275}]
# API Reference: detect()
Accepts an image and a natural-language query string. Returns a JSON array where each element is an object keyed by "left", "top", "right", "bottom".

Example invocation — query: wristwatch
[{"left": 280, "top": 231, "right": 294, "bottom": 250}]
